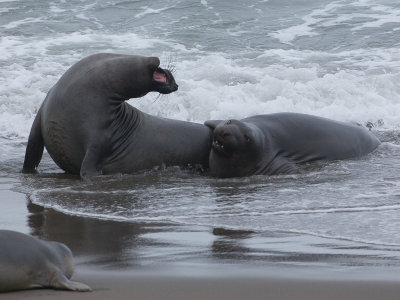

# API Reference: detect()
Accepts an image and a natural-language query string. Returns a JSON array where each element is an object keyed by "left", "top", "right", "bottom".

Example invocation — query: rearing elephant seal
[
  {"left": 205, "top": 113, "right": 380, "bottom": 178},
  {"left": 0, "top": 230, "right": 91, "bottom": 292},
  {"left": 23, "top": 53, "right": 212, "bottom": 177}
]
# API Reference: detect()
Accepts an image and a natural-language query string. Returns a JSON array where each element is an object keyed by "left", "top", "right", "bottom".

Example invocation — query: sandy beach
[
  {"left": 2, "top": 176, "right": 400, "bottom": 300},
  {"left": 2, "top": 270, "right": 400, "bottom": 300}
]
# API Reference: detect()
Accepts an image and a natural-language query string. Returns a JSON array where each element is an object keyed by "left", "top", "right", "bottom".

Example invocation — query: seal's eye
[
  {"left": 244, "top": 134, "right": 251, "bottom": 143},
  {"left": 226, "top": 120, "right": 232, "bottom": 125}
]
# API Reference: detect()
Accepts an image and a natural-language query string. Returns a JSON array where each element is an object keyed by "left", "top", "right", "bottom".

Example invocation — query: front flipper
[
  {"left": 80, "top": 142, "right": 107, "bottom": 178},
  {"left": 23, "top": 108, "right": 44, "bottom": 173},
  {"left": 50, "top": 271, "right": 92, "bottom": 292}
]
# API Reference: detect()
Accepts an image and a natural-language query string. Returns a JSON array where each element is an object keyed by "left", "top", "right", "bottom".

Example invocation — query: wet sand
[
  {"left": 3, "top": 270, "right": 400, "bottom": 300},
  {"left": 2, "top": 177, "right": 400, "bottom": 299}
]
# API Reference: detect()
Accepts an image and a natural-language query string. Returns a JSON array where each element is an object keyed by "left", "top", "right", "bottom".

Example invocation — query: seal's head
[
  {"left": 80, "top": 54, "right": 178, "bottom": 100},
  {"left": 48, "top": 241, "right": 75, "bottom": 279},
  {"left": 205, "top": 119, "right": 261, "bottom": 177},
  {"left": 117, "top": 56, "right": 178, "bottom": 98},
  {"left": 151, "top": 67, "right": 178, "bottom": 94}
]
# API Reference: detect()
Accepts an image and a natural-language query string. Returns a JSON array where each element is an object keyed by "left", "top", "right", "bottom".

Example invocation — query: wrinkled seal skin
[
  {"left": 23, "top": 53, "right": 212, "bottom": 177},
  {"left": 0, "top": 230, "right": 91, "bottom": 292},
  {"left": 205, "top": 113, "right": 381, "bottom": 178}
]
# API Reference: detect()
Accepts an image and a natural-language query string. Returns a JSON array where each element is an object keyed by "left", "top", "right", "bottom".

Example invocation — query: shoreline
[{"left": 2, "top": 175, "right": 400, "bottom": 299}]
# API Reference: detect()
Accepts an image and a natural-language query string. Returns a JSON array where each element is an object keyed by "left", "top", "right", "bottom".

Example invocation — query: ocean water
[{"left": 1, "top": 0, "right": 400, "bottom": 273}]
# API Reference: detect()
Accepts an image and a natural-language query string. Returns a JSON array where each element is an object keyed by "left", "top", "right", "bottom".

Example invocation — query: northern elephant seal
[
  {"left": 0, "top": 230, "right": 91, "bottom": 292},
  {"left": 205, "top": 113, "right": 380, "bottom": 178},
  {"left": 23, "top": 53, "right": 212, "bottom": 177}
]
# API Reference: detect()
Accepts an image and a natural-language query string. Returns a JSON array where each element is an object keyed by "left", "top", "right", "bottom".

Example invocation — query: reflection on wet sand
[
  {"left": 25, "top": 197, "right": 400, "bottom": 272},
  {"left": 26, "top": 198, "right": 267, "bottom": 269},
  {"left": 27, "top": 200, "right": 152, "bottom": 268}
]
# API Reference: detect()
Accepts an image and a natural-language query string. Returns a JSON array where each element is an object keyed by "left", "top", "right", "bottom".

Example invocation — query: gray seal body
[
  {"left": 205, "top": 113, "right": 380, "bottom": 178},
  {"left": 23, "top": 53, "right": 212, "bottom": 177},
  {"left": 0, "top": 230, "right": 91, "bottom": 292}
]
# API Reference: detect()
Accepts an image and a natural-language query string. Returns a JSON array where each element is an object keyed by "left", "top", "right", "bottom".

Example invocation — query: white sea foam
[
  {"left": 49, "top": 5, "right": 66, "bottom": 13},
  {"left": 200, "top": 0, "right": 213, "bottom": 10},
  {"left": 264, "top": 204, "right": 400, "bottom": 216},
  {"left": 270, "top": 0, "right": 400, "bottom": 44},
  {"left": 134, "top": 53, "right": 400, "bottom": 129},
  {"left": 269, "top": 2, "right": 344, "bottom": 44},
  {"left": 1, "top": 45, "right": 400, "bottom": 141},
  {"left": 2, "top": 17, "right": 44, "bottom": 29},
  {"left": 352, "top": 6, "right": 400, "bottom": 31},
  {"left": 318, "top": 3, "right": 400, "bottom": 32},
  {"left": 0, "top": 31, "right": 166, "bottom": 61},
  {"left": 135, "top": 6, "right": 173, "bottom": 18}
]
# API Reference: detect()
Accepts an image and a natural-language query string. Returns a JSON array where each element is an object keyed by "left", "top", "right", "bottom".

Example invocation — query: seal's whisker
[
  {"left": 162, "top": 53, "right": 177, "bottom": 74},
  {"left": 153, "top": 93, "right": 163, "bottom": 103},
  {"left": 169, "top": 64, "right": 177, "bottom": 74}
]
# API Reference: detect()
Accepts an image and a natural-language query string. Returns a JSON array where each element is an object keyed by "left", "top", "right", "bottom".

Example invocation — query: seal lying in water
[
  {"left": 205, "top": 113, "right": 380, "bottom": 178},
  {"left": 0, "top": 230, "right": 91, "bottom": 292},
  {"left": 23, "top": 53, "right": 212, "bottom": 177}
]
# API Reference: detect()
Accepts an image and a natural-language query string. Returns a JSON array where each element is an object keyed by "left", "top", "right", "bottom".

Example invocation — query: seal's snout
[
  {"left": 152, "top": 68, "right": 179, "bottom": 94},
  {"left": 212, "top": 128, "right": 235, "bottom": 156},
  {"left": 165, "top": 69, "right": 178, "bottom": 92},
  {"left": 212, "top": 138, "right": 224, "bottom": 151}
]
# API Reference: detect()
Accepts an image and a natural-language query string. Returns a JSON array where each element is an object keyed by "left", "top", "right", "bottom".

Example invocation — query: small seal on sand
[{"left": 0, "top": 230, "right": 91, "bottom": 292}]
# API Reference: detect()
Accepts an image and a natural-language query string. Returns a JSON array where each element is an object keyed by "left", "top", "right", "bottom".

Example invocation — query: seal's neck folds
[{"left": 108, "top": 103, "right": 141, "bottom": 161}]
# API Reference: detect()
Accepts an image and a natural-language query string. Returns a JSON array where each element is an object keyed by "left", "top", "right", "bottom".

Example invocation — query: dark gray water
[{"left": 1, "top": 0, "right": 400, "bottom": 273}]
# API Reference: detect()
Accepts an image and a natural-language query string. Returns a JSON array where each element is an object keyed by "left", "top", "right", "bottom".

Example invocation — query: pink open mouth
[{"left": 153, "top": 71, "right": 167, "bottom": 83}]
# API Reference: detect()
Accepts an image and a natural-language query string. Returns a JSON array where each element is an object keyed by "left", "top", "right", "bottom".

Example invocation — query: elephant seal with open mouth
[{"left": 23, "top": 53, "right": 212, "bottom": 177}]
